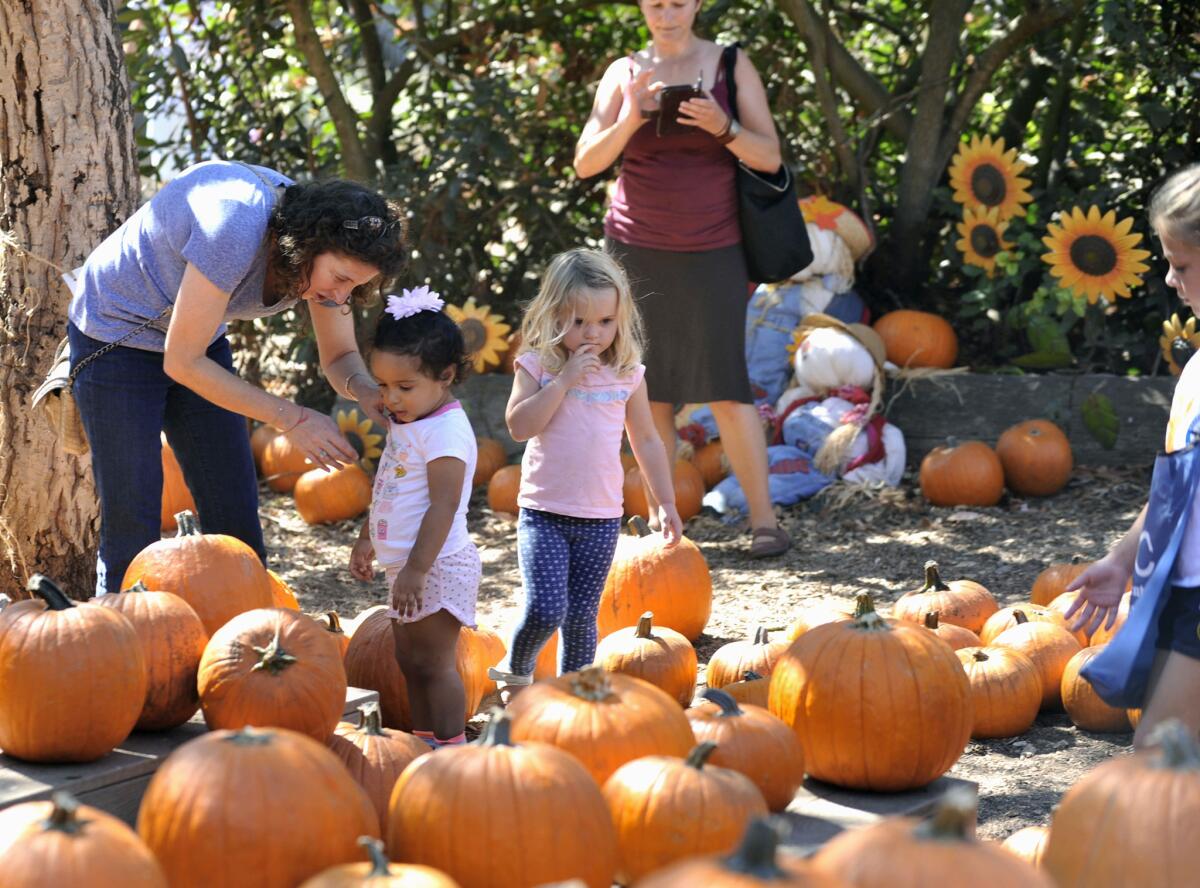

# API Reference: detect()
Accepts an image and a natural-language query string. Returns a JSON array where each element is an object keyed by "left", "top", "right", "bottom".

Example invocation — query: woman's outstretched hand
[
  {"left": 1063, "top": 555, "right": 1131, "bottom": 638},
  {"left": 281, "top": 406, "right": 358, "bottom": 472}
]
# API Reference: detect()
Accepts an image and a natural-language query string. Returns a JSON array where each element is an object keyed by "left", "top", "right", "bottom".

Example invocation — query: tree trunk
[{"left": 0, "top": 0, "right": 139, "bottom": 598}]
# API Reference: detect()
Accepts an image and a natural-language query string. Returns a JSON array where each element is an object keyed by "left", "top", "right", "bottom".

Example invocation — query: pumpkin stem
[
  {"left": 914, "top": 786, "right": 977, "bottom": 842},
  {"left": 635, "top": 612, "right": 655, "bottom": 639},
  {"left": 922, "top": 561, "right": 951, "bottom": 593},
  {"left": 686, "top": 740, "right": 719, "bottom": 769},
  {"left": 324, "top": 611, "right": 344, "bottom": 633},
  {"left": 972, "top": 650, "right": 990, "bottom": 662},
  {"left": 358, "top": 701, "right": 385, "bottom": 735},
  {"left": 569, "top": 665, "right": 616, "bottom": 702},
  {"left": 742, "top": 671, "right": 764, "bottom": 681},
  {"left": 476, "top": 708, "right": 514, "bottom": 747},
  {"left": 722, "top": 818, "right": 787, "bottom": 878},
  {"left": 44, "top": 792, "right": 84, "bottom": 834},
  {"left": 1149, "top": 719, "right": 1200, "bottom": 770},
  {"left": 25, "top": 574, "right": 73, "bottom": 610},
  {"left": 174, "top": 510, "right": 200, "bottom": 536},
  {"left": 628, "top": 515, "right": 652, "bottom": 538},
  {"left": 701, "top": 687, "right": 743, "bottom": 718},
  {"left": 358, "top": 836, "right": 391, "bottom": 876},
  {"left": 225, "top": 727, "right": 273, "bottom": 746},
  {"left": 251, "top": 624, "right": 299, "bottom": 674},
  {"left": 851, "top": 594, "right": 890, "bottom": 632},
  {"left": 117, "top": 580, "right": 150, "bottom": 595},
  {"left": 924, "top": 612, "right": 940, "bottom": 630},
  {"left": 1013, "top": 610, "right": 1030, "bottom": 625},
  {"left": 753, "top": 626, "right": 770, "bottom": 644}
]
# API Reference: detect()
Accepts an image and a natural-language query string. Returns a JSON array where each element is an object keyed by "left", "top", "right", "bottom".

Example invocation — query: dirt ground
[{"left": 262, "top": 461, "right": 1149, "bottom": 842}]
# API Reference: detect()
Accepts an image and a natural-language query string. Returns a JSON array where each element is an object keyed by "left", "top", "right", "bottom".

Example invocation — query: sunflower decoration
[
  {"left": 1041, "top": 206, "right": 1152, "bottom": 304},
  {"left": 949, "top": 134, "right": 1033, "bottom": 222},
  {"left": 446, "top": 298, "right": 512, "bottom": 373},
  {"left": 955, "top": 206, "right": 1013, "bottom": 277},
  {"left": 335, "top": 407, "right": 385, "bottom": 472},
  {"left": 1160, "top": 314, "right": 1200, "bottom": 376}
]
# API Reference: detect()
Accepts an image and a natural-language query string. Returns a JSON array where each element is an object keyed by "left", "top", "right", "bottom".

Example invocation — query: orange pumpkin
[
  {"left": 0, "top": 793, "right": 167, "bottom": 887},
  {"left": 386, "top": 712, "right": 618, "bottom": 888},
  {"left": 294, "top": 463, "right": 373, "bottom": 525},
  {"left": 623, "top": 460, "right": 706, "bottom": 523},
  {"left": 593, "top": 611, "right": 698, "bottom": 706},
  {"left": 956, "top": 646, "right": 1042, "bottom": 739},
  {"left": 918, "top": 612, "right": 982, "bottom": 651},
  {"left": 687, "top": 688, "right": 806, "bottom": 812},
  {"left": 991, "top": 611, "right": 1082, "bottom": 709},
  {"left": 1088, "top": 592, "right": 1132, "bottom": 646},
  {"left": 721, "top": 670, "right": 770, "bottom": 709},
  {"left": 250, "top": 423, "right": 280, "bottom": 473},
  {"left": 160, "top": 436, "right": 196, "bottom": 533},
  {"left": 1031, "top": 560, "right": 1091, "bottom": 606},
  {"left": 268, "top": 570, "right": 301, "bottom": 610},
  {"left": 95, "top": 580, "right": 207, "bottom": 731},
  {"left": 197, "top": 608, "right": 348, "bottom": 742},
  {"left": 473, "top": 437, "right": 508, "bottom": 488},
  {"left": 122, "top": 510, "right": 274, "bottom": 637},
  {"left": 261, "top": 433, "right": 313, "bottom": 493},
  {"left": 0, "top": 575, "right": 147, "bottom": 762},
  {"left": 326, "top": 702, "right": 430, "bottom": 832},
  {"left": 769, "top": 594, "right": 972, "bottom": 791},
  {"left": 785, "top": 600, "right": 854, "bottom": 641},
  {"left": 602, "top": 742, "right": 768, "bottom": 884},
  {"left": 1060, "top": 646, "right": 1131, "bottom": 733},
  {"left": 486, "top": 464, "right": 521, "bottom": 514},
  {"left": 981, "top": 604, "right": 1086, "bottom": 646},
  {"left": 534, "top": 629, "right": 560, "bottom": 680},
  {"left": 691, "top": 440, "right": 730, "bottom": 489},
  {"left": 1128, "top": 707, "right": 1142, "bottom": 729},
  {"left": 873, "top": 310, "right": 958, "bottom": 369},
  {"left": 996, "top": 419, "right": 1073, "bottom": 497},
  {"left": 705, "top": 627, "right": 789, "bottom": 689},
  {"left": 138, "top": 727, "right": 380, "bottom": 887},
  {"left": 1001, "top": 825, "right": 1050, "bottom": 869},
  {"left": 920, "top": 440, "right": 1004, "bottom": 507},
  {"left": 299, "top": 838, "right": 459, "bottom": 888},
  {"left": 597, "top": 518, "right": 712, "bottom": 641},
  {"left": 309, "top": 610, "right": 351, "bottom": 658},
  {"left": 892, "top": 561, "right": 998, "bottom": 634},
  {"left": 506, "top": 666, "right": 696, "bottom": 786}
]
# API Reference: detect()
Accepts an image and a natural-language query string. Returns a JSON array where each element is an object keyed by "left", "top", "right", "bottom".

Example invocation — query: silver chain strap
[{"left": 67, "top": 305, "right": 173, "bottom": 386}]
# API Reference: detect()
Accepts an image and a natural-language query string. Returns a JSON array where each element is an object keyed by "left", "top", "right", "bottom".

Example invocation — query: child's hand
[
  {"left": 349, "top": 538, "right": 375, "bottom": 581},
  {"left": 390, "top": 566, "right": 426, "bottom": 619},
  {"left": 1064, "top": 555, "right": 1131, "bottom": 637},
  {"left": 559, "top": 344, "right": 602, "bottom": 388},
  {"left": 656, "top": 504, "right": 684, "bottom": 547}
]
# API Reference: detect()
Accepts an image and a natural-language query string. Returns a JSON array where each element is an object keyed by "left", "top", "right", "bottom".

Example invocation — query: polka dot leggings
[{"left": 507, "top": 508, "right": 622, "bottom": 676}]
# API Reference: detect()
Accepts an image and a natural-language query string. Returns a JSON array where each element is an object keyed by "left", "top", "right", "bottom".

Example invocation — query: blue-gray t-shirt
[{"left": 68, "top": 160, "right": 297, "bottom": 352}]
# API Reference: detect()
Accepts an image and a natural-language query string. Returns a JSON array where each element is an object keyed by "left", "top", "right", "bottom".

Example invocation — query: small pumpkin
[
  {"left": 722, "top": 670, "right": 770, "bottom": 709},
  {"left": 1001, "top": 826, "right": 1050, "bottom": 869},
  {"left": 486, "top": 464, "right": 521, "bottom": 514},
  {"left": 327, "top": 702, "right": 430, "bottom": 832},
  {"left": 299, "top": 837, "right": 459, "bottom": 887},
  {"left": 160, "top": 436, "right": 197, "bottom": 533},
  {"left": 122, "top": 510, "right": 275, "bottom": 637},
  {"left": 873, "top": 310, "right": 958, "bottom": 369},
  {"left": 506, "top": 666, "right": 696, "bottom": 786},
  {"left": 198, "top": 608, "right": 348, "bottom": 742},
  {"left": 686, "top": 688, "right": 806, "bottom": 812},
  {"left": 0, "top": 792, "right": 167, "bottom": 887},
  {"left": 1031, "top": 560, "right": 1091, "bottom": 606},
  {"left": 955, "top": 646, "right": 1042, "bottom": 739},
  {"left": 981, "top": 604, "right": 1086, "bottom": 646},
  {"left": 991, "top": 611, "right": 1082, "bottom": 709},
  {"left": 268, "top": 570, "right": 301, "bottom": 610},
  {"left": 918, "top": 612, "right": 982, "bottom": 651},
  {"left": 705, "top": 626, "right": 789, "bottom": 689},
  {"left": 310, "top": 610, "right": 351, "bottom": 658},
  {"left": 594, "top": 611, "right": 697, "bottom": 706},
  {"left": 294, "top": 463, "right": 373, "bottom": 525},
  {"left": 785, "top": 601, "right": 854, "bottom": 642},
  {"left": 919, "top": 440, "right": 1004, "bottom": 507},
  {"left": 250, "top": 423, "right": 280, "bottom": 473},
  {"left": 602, "top": 741, "right": 768, "bottom": 884},
  {"left": 598, "top": 517, "right": 712, "bottom": 642},
  {"left": 261, "top": 433, "right": 313, "bottom": 493},
  {"left": 474, "top": 437, "right": 508, "bottom": 488},
  {"left": 996, "top": 419, "right": 1073, "bottom": 498},
  {"left": 622, "top": 460, "right": 706, "bottom": 523},
  {"left": 691, "top": 440, "right": 730, "bottom": 489},
  {"left": 1060, "top": 646, "right": 1131, "bottom": 733},
  {"left": 892, "top": 561, "right": 998, "bottom": 634},
  {"left": 95, "top": 580, "right": 207, "bottom": 731}
]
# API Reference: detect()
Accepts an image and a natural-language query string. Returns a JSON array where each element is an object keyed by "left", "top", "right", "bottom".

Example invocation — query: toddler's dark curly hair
[{"left": 373, "top": 307, "right": 471, "bottom": 384}]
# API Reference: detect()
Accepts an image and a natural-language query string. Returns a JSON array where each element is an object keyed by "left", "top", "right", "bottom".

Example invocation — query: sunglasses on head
[{"left": 342, "top": 215, "right": 400, "bottom": 238}]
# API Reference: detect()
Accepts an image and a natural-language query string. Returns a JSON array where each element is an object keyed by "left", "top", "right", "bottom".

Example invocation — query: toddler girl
[
  {"left": 349, "top": 286, "right": 479, "bottom": 747},
  {"left": 489, "top": 248, "right": 683, "bottom": 699}
]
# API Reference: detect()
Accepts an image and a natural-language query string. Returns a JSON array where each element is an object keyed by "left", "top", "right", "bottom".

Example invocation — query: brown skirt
[{"left": 606, "top": 237, "right": 753, "bottom": 405}]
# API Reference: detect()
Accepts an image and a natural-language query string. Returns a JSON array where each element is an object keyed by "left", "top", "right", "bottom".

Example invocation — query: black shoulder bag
[{"left": 723, "top": 43, "right": 813, "bottom": 284}]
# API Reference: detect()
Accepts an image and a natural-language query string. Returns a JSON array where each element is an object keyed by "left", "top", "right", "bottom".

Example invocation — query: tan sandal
[{"left": 749, "top": 526, "right": 791, "bottom": 559}]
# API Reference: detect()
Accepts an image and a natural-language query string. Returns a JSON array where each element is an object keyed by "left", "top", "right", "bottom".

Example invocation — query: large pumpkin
[
  {"left": 121, "top": 510, "right": 274, "bottom": 636},
  {"left": 486, "top": 464, "right": 521, "bottom": 514},
  {"left": 197, "top": 608, "right": 348, "bottom": 742},
  {"left": 386, "top": 712, "right": 618, "bottom": 888},
  {"left": 919, "top": 440, "right": 1004, "bottom": 507},
  {"left": 981, "top": 604, "right": 1086, "bottom": 646},
  {"left": 892, "top": 561, "right": 998, "bottom": 634},
  {"left": 1043, "top": 719, "right": 1200, "bottom": 885},
  {"left": 505, "top": 666, "right": 695, "bottom": 786},
  {"left": 785, "top": 600, "right": 854, "bottom": 641},
  {"left": 706, "top": 626, "right": 789, "bottom": 690},
  {"left": 686, "top": 688, "right": 806, "bottom": 812},
  {"left": 597, "top": 518, "right": 712, "bottom": 641},
  {"left": 138, "top": 727, "right": 380, "bottom": 888},
  {"left": 602, "top": 742, "right": 768, "bottom": 884},
  {"left": 294, "top": 462, "right": 373, "bottom": 525},
  {"left": 955, "top": 646, "right": 1042, "bottom": 739},
  {"left": 991, "top": 611, "right": 1082, "bottom": 709},
  {"left": 327, "top": 702, "right": 430, "bottom": 832},
  {"left": 593, "top": 611, "right": 697, "bottom": 706},
  {"left": 1060, "top": 646, "right": 1131, "bottom": 733},
  {"left": 768, "top": 594, "right": 972, "bottom": 791},
  {"left": 995, "top": 419, "right": 1073, "bottom": 498},
  {"left": 160, "top": 436, "right": 196, "bottom": 533},
  {"left": 261, "top": 433, "right": 312, "bottom": 492},
  {"left": 1031, "top": 561, "right": 1091, "bottom": 606},
  {"left": 0, "top": 793, "right": 167, "bottom": 887},
  {"left": 300, "top": 838, "right": 460, "bottom": 888},
  {"left": 873, "top": 310, "right": 958, "bottom": 369},
  {"left": 916, "top": 612, "right": 982, "bottom": 651},
  {"left": 474, "top": 437, "right": 508, "bottom": 488},
  {"left": 721, "top": 670, "right": 770, "bottom": 709},
  {"left": 623, "top": 460, "right": 706, "bottom": 523},
  {"left": 1001, "top": 826, "right": 1050, "bottom": 869},
  {"left": 268, "top": 570, "right": 301, "bottom": 610},
  {"left": 0, "top": 575, "right": 146, "bottom": 762},
  {"left": 94, "top": 580, "right": 207, "bottom": 731}
]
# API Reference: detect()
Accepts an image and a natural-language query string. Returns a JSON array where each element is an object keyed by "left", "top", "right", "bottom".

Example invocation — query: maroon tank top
[{"left": 604, "top": 63, "right": 739, "bottom": 252}]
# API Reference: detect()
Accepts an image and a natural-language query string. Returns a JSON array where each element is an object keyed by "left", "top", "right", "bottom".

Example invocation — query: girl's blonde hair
[
  {"left": 518, "top": 248, "right": 644, "bottom": 375},
  {"left": 1150, "top": 163, "right": 1200, "bottom": 247}
]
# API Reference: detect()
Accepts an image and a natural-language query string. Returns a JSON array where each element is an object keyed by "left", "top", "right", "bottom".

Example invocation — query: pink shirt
[{"left": 515, "top": 352, "right": 645, "bottom": 519}]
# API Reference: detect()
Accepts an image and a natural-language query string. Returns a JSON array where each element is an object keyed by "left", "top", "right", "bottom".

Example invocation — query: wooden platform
[{"left": 0, "top": 686, "right": 379, "bottom": 825}]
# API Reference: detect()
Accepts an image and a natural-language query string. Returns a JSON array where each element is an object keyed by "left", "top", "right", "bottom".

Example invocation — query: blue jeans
[
  {"left": 508, "top": 508, "right": 621, "bottom": 676},
  {"left": 69, "top": 322, "right": 265, "bottom": 595}
]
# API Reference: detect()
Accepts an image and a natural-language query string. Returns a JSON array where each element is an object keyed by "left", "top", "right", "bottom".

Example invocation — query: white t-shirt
[
  {"left": 370, "top": 401, "right": 476, "bottom": 568},
  {"left": 1166, "top": 350, "right": 1200, "bottom": 584}
]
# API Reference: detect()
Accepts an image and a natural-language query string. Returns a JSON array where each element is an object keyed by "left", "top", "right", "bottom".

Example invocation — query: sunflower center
[
  {"left": 970, "top": 164, "right": 1008, "bottom": 207},
  {"left": 459, "top": 318, "right": 487, "bottom": 353},
  {"left": 969, "top": 223, "right": 1001, "bottom": 259},
  {"left": 1069, "top": 235, "right": 1118, "bottom": 277}
]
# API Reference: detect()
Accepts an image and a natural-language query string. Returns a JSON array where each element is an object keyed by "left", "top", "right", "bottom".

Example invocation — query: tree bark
[{"left": 0, "top": 0, "right": 139, "bottom": 598}]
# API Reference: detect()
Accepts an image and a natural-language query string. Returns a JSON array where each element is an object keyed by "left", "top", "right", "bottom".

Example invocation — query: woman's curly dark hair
[
  {"left": 372, "top": 309, "right": 471, "bottom": 384},
  {"left": 268, "top": 180, "right": 407, "bottom": 304}
]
